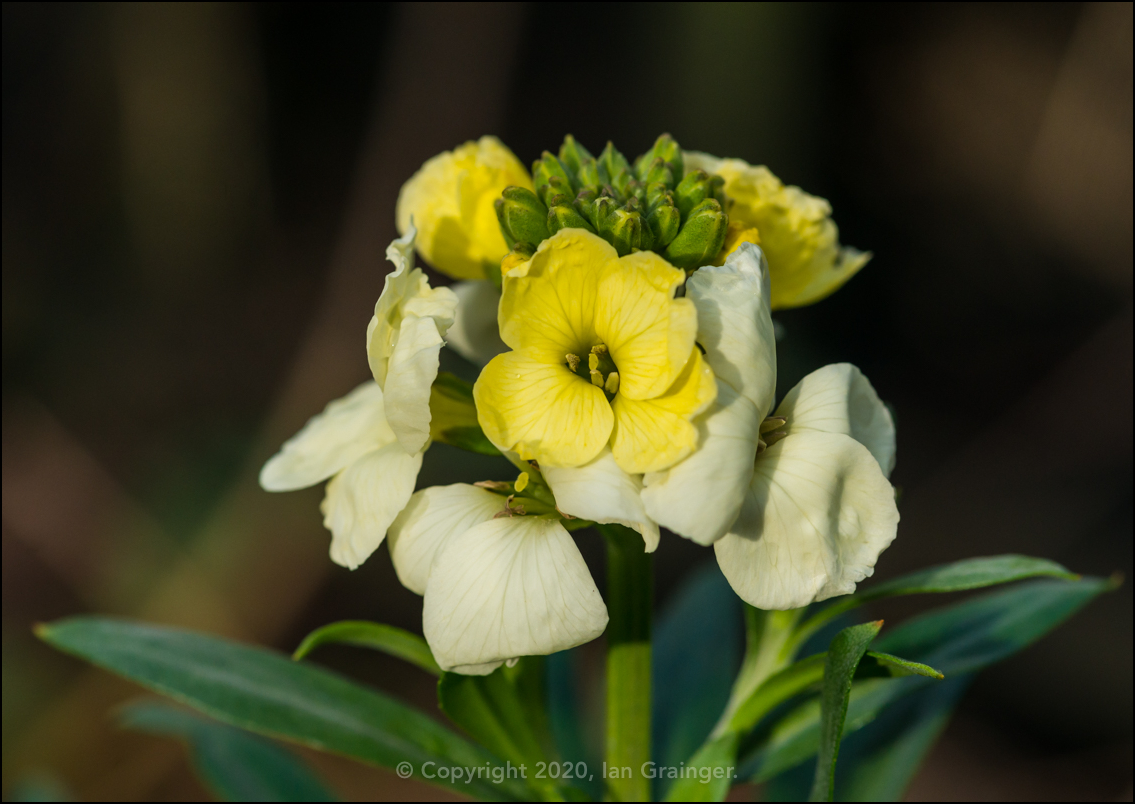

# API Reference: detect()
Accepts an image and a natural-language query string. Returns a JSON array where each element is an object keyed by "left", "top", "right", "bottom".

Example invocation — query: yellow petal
[
  {"left": 474, "top": 350, "right": 613, "bottom": 467},
  {"left": 596, "top": 249, "right": 696, "bottom": 400},
  {"left": 497, "top": 229, "right": 611, "bottom": 361},
  {"left": 396, "top": 136, "right": 532, "bottom": 280},
  {"left": 610, "top": 348, "right": 717, "bottom": 473},
  {"left": 685, "top": 152, "right": 869, "bottom": 310}
]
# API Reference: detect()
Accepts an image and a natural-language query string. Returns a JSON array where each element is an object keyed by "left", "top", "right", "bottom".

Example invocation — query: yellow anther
[
  {"left": 604, "top": 371, "right": 620, "bottom": 394},
  {"left": 588, "top": 353, "right": 599, "bottom": 371},
  {"left": 566, "top": 353, "right": 580, "bottom": 372},
  {"left": 591, "top": 343, "right": 608, "bottom": 355},
  {"left": 515, "top": 472, "right": 529, "bottom": 493},
  {"left": 590, "top": 369, "right": 604, "bottom": 387}
]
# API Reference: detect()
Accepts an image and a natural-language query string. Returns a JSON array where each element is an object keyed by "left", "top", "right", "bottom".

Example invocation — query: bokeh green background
[{"left": 3, "top": 3, "right": 1131, "bottom": 800}]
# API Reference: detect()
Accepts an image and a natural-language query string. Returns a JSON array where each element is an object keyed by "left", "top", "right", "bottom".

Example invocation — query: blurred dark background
[{"left": 3, "top": 2, "right": 1131, "bottom": 800}]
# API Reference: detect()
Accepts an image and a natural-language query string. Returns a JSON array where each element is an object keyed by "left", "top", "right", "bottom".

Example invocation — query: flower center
[{"left": 566, "top": 343, "right": 620, "bottom": 396}]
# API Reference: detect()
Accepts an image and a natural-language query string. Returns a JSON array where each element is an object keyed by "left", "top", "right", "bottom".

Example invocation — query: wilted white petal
[
  {"left": 776, "top": 363, "right": 896, "bottom": 477},
  {"left": 366, "top": 225, "right": 457, "bottom": 386},
  {"left": 642, "top": 381, "right": 762, "bottom": 546},
  {"left": 383, "top": 314, "right": 446, "bottom": 453},
  {"left": 321, "top": 444, "right": 423, "bottom": 570},
  {"left": 543, "top": 449, "right": 660, "bottom": 552},
  {"left": 714, "top": 431, "right": 899, "bottom": 610},
  {"left": 447, "top": 280, "right": 508, "bottom": 366},
  {"left": 448, "top": 661, "right": 505, "bottom": 676},
  {"left": 259, "top": 382, "right": 394, "bottom": 492},
  {"left": 387, "top": 484, "right": 506, "bottom": 595},
  {"left": 687, "top": 242, "right": 777, "bottom": 415},
  {"left": 423, "top": 516, "right": 608, "bottom": 673}
]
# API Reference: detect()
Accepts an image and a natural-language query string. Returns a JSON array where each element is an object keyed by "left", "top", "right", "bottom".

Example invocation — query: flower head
[
  {"left": 396, "top": 136, "right": 532, "bottom": 280},
  {"left": 686, "top": 152, "right": 870, "bottom": 310},
  {"left": 473, "top": 228, "right": 716, "bottom": 474}
]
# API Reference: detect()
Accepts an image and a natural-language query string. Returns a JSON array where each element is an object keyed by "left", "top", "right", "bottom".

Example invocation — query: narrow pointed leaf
[
  {"left": 119, "top": 700, "right": 336, "bottom": 801},
  {"left": 292, "top": 621, "right": 440, "bottom": 676},
  {"left": 863, "top": 652, "right": 943, "bottom": 679},
  {"left": 728, "top": 653, "right": 825, "bottom": 734},
  {"left": 809, "top": 621, "right": 882, "bottom": 801},
  {"left": 37, "top": 617, "right": 531, "bottom": 800}
]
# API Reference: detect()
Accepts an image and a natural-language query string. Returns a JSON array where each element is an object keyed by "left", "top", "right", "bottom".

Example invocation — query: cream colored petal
[
  {"left": 776, "top": 363, "right": 896, "bottom": 477},
  {"left": 384, "top": 314, "right": 446, "bottom": 454},
  {"left": 543, "top": 449, "right": 660, "bottom": 552},
  {"left": 387, "top": 484, "right": 505, "bottom": 595},
  {"left": 642, "top": 381, "right": 762, "bottom": 546},
  {"left": 423, "top": 516, "right": 608, "bottom": 673},
  {"left": 686, "top": 241, "right": 776, "bottom": 416},
  {"left": 321, "top": 444, "right": 423, "bottom": 570},
  {"left": 367, "top": 226, "right": 457, "bottom": 389},
  {"left": 474, "top": 351, "right": 613, "bottom": 468},
  {"left": 714, "top": 431, "right": 899, "bottom": 610},
  {"left": 447, "top": 280, "right": 507, "bottom": 366},
  {"left": 259, "top": 382, "right": 394, "bottom": 492}
]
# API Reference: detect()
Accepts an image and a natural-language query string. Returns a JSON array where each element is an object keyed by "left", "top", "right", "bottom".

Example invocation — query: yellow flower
[
  {"left": 686, "top": 152, "right": 870, "bottom": 310},
  {"left": 396, "top": 136, "right": 532, "bottom": 280},
  {"left": 473, "top": 229, "right": 716, "bottom": 473}
]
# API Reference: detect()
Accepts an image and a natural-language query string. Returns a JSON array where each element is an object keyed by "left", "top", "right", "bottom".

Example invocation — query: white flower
[
  {"left": 388, "top": 484, "right": 608, "bottom": 674},
  {"left": 260, "top": 227, "right": 456, "bottom": 569},
  {"left": 643, "top": 243, "right": 899, "bottom": 609}
]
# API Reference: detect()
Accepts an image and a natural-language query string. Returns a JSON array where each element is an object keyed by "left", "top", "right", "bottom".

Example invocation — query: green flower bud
[
  {"left": 674, "top": 169, "right": 713, "bottom": 219},
  {"left": 640, "top": 157, "right": 675, "bottom": 188},
  {"left": 645, "top": 181, "right": 674, "bottom": 213},
  {"left": 548, "top": 200, "right": 596, "bottom": 235},
  {"left": 538, "top": 174, "right": 575, "bottom": 206},
  {"left": 611, "top": 167, "right": 638, "bottom": 200},
  {"left": 608, "top": 208, "right": 652, "bottom": 256},
  {"left": 558, "top": 134, "right": 594, "bottom": 175},
  {"left": 495, "top": 185, "right": 549, "bottom": 248},
  {"left": 594, "top": 195, "right": 620, "bottom": 241},
  {"left": 574, "top": 188, "right": 600, "bottom": 228},
  {"left": 647, "top": 199, "right": 681, "bottom": 247},
  {"left": 533, "top": 152, "right": 576, "bottom": 202},
  {"left": 634, "top": 134, "right": 683, "bottom": 184},
  {"left": 663, "top": 198, "right": 728, "bottom": 269},
  {"left": 710, "top": 174, "right": 727, "bottom": 207},
  {"left": 576, "top": 157, "right": 606, "bottom": 190},
  {"left": 598, "top": 142, "right": 631, "bottom": 185}
]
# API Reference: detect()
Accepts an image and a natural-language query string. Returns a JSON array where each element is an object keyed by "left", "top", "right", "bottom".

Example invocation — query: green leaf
[
  {"left": 37, "top": 616, "right": 531, "bottom": 801},
  {"left": 857, "top": 555, "right": 1077, "bottom": 601},
  {"left": 795, "top": 555, "right": 1078, "bottom": 645},
  {"left": 662, "top": 732, "right": 741, "bottom": 802},
  {"left": 863, "top": 652, "right": 943, "bottom": 679},
  {"left": 429, "top": 372, "right": 501, "bottom": 456},
  {"left": 292, "top": 621, "right": 440, "bottom": 676},
  {"left": 746, "top": 575, "right": 1113, "bottom": 798},
  {"left": 119, "top": 700, "right": 336, "bottom": 801},
  {"left": 809, "top": 621, "right": 882, "bottom": 802},
  {"left": 834, "top": 674, "right": 971, "bottom": 801}
]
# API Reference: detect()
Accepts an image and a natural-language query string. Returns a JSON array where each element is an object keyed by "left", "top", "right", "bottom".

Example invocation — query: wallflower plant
[{"left": 39, "top": 133, "right": 1116, "bottom": 803}]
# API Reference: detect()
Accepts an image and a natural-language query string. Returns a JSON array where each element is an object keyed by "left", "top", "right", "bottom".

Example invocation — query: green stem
[
  {"left": 599, "top": 524, "right": 652, "bottom": 802},
  {"left": 713, "top": 606, "right": 803, "bottom": 736}
]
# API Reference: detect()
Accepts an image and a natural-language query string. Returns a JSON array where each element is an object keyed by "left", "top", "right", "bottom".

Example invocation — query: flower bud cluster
[{"left": 494, "top": 134, "right": 730, "bottom": 269}]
